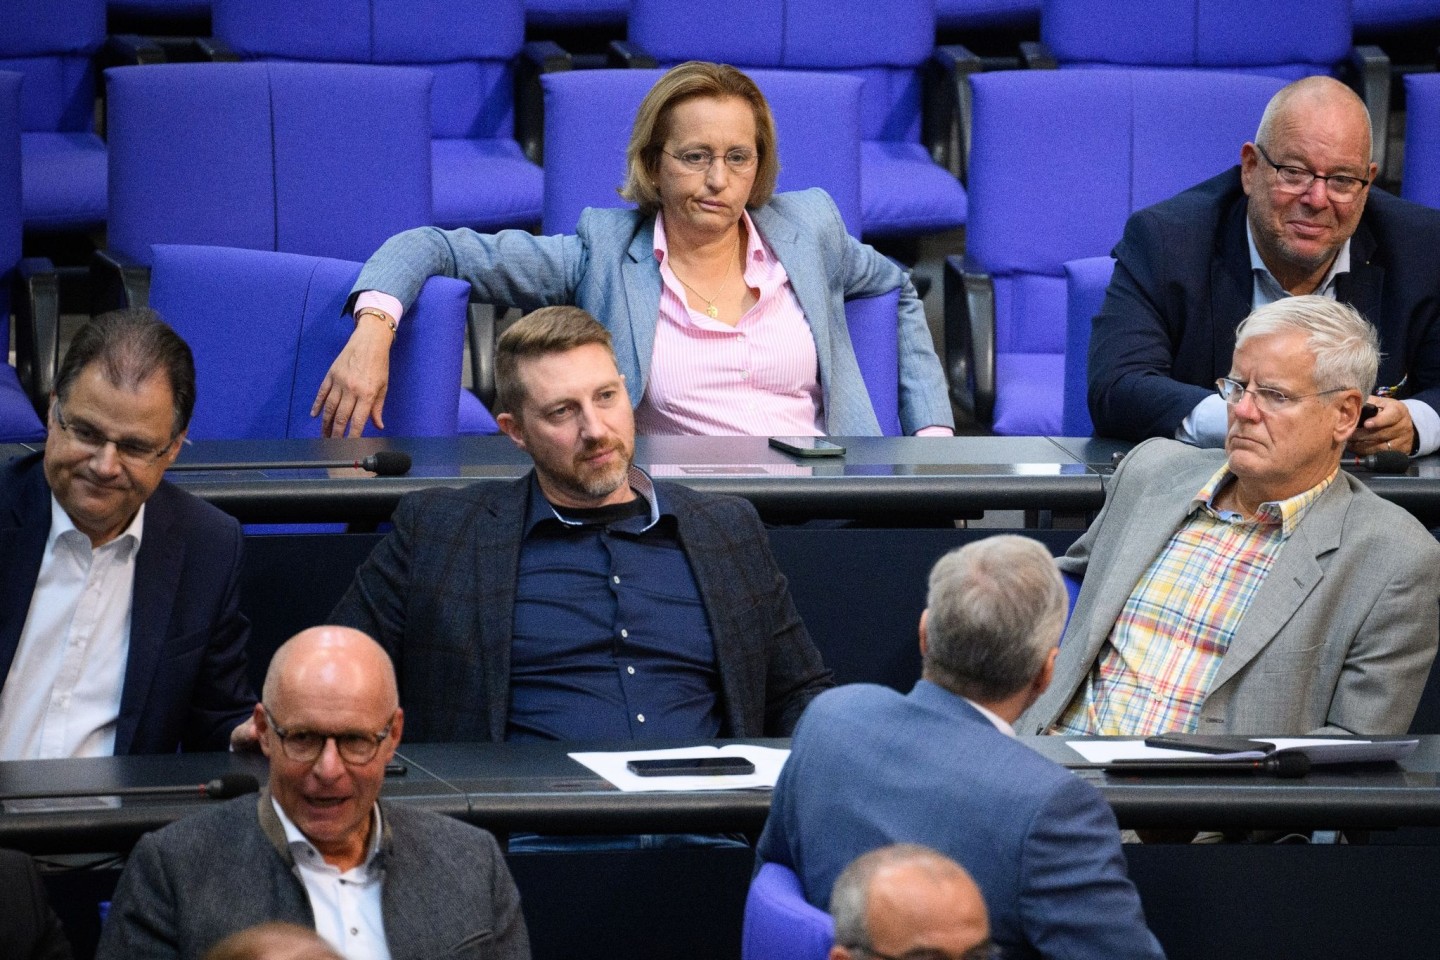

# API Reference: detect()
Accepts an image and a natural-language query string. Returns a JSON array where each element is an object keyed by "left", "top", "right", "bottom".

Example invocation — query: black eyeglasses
[
  {"left": 846, "top": 941, "right": 997, "bottom": 960},
  {"left": 1215, "top": 377, "right": 1349, "bottom": 414},
  {"left": 663, "top": 148, "right": 758, "bottom": 173},
  {"left": 1254, "top": 144, "right": 1371, "bottom": 201},
  {"left": 52, "top": 403, "right": 178, "bottom": 468},
  {"left": 262, "top": 706, "right": 395, "bottom": 765}
]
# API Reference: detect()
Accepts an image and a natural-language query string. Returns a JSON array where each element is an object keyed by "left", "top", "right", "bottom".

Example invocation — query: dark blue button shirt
[{"left": 508, "top": 469, "right": 722, "bottom": 742}]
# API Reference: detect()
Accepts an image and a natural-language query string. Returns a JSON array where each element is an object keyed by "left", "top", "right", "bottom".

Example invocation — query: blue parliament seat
[
  {"left": 936, "top": 0, "right": 1040, "bottom": 31},
  {"left": 211, "top": 0, "right": 549, "bottom": 232},
  {"left": 523, "top": 0, "right": 628, "bottom": 31},
  {"left": 741, "top": 862, "right": 833, "bottom": 960},
  {"left": 147, "top": 244, "right": 476, "bottom": 441},
  {"left": 0, "top": 70, "right": 47, "bottom": 444},
  {"left": 1061, "top": 256, "right": 1115, "bottom": 438},
  {"left": 947, "top": 69, "right": 1283, "bottom": 435},
  {"left": 1402, "top": 73, "right": 1440, "bottom": 211},
  {"left": 623, "top": 0, "right": 971, "bottom": 241},
  {"left": 0, "top": 0, "right": 107, "bottom": 234},
  {"left": 1026, "top": 0, "right": 1392, "bottom": 174}
]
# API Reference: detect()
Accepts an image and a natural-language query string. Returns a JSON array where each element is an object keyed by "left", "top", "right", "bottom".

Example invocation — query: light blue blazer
[{"left": 351, "top": 189, "right": 953, "bottom": 435}]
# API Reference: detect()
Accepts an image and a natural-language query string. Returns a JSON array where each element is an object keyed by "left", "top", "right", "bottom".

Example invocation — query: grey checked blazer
[{"left": 1020, "top": 439, "right": 1440, "bottom": 736}]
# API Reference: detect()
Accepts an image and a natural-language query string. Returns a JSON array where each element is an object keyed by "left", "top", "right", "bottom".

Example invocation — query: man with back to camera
[
  {"left": 1088, "top": 75, "right": 1440, "bottom": 458},
  {"left": 827, "top": 844, "right": 993, "bottom": 960},
  {"left": 98, "top": 626, "right": 530, "bottom": 960},
  {"left": 0, "top": 307, "right": 255, "bottom": 758},
  {"left": 757, "top": 535, "right": 1164, "bottom": 959},
  {"left": 1024, "top": 297, "right": 1440, "bottom": 738},
  {"left": 329, "top": 305, "right": 832, "bottom": 743}
]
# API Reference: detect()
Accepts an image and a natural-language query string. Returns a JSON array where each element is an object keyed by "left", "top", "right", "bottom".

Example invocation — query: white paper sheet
[{"left": 568, "top": 744, "right": 791, "bottom": 792}]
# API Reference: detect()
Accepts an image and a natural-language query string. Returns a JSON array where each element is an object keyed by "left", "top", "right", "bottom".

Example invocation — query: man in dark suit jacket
[
  {"left": 757, "top": 536, "right": 1162, "bottom": 960},
  {"left": 0, "top": 310, "right": 253, "bottom": 758},
  {"left": 0, "top": 849, "right": 73, "bottom": 960},
  {"left": 331, "top": 306, "right": 831, "bottom": 742},
  {"left": 1089, "top": 75, "right": 1440, "bottom": 458}
]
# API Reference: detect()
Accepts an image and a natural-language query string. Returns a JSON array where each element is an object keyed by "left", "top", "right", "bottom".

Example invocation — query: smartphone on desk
[
  {"left": 626, "top": 756, "right": 757, "bottom": 777},
  {"left": 1144, "top": 735, "right": 1268, "bottom": 755},
  {"left": 769, "top": 436, "right": 846, "bottom": 457}
]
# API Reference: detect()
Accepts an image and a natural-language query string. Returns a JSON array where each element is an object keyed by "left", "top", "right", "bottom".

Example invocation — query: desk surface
[
  {"left": 4, "top": 737, "right": 1440, "bottom": 854},
  {"left": 7, "top": 435, "right": 1439, "bottom": 523}
]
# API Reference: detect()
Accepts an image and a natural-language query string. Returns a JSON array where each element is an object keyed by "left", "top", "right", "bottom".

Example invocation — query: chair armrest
[
  {"left": 1348, "top": 45, "right": 1391, "bottom": 178},
  {"left": 91, "top": 249, "right": 152, "bottom": 316},
  {"left": 516, "top": 41, "right": 574, "bottom": 165},
  {"left": 193, "top": 37, "right": 244, "bottom": 63},
  {"left": 607, "top": 40, "right": 658, "bottom": 68},
  {"left": 15, "top": 258, "right": 61, "bottom": 412},
  {"left": 942, "top": 256, "right": 996, "bottom": 429},
  {"left": 925, "top": 44, "right": 985, "bottom": 182},
  {"left": 467, "top": 301, "right": 499, "bottom": 408},
  {"left": 1019, "top": 40, "right": 1058, "bottom": 70},
  {"left": 102, "top": 34, "right": 167, "bottom": 67}
]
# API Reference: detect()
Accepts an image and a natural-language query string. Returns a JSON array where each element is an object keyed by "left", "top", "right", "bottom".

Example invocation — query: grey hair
[
  {"left": 1234, "top": 296, "right": 1380, "bottom": 395},
  {"left": 922, "top": 535, "right": 1066, "bottom": 702},
  {"left": 829, "top": 844, "right": 973, "bottom": 950},
  {"left": 1255, "top": 75, "right": 1373, "bottom": 164}
]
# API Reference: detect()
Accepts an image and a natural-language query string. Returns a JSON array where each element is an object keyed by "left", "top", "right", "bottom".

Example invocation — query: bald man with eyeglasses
[
  {"left": 98, "top": 627, "right": 530, "bottom": 960},
  {"left": 1089, "top": 75, "right": 1440, "bottom": 460},
  {"left": 1023, "top": 296, "right": 1440, "bottom": 738}
]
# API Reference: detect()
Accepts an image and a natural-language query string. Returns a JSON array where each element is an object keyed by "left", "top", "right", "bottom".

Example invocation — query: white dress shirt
[
  {"left": 0, "top": 497, "right": 143, "bottom": 759},
  {"left": 274, "top": 798, "right": 391, "bottom": 960}
]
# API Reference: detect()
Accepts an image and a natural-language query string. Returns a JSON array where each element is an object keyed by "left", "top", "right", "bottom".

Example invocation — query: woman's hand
[{"left": 311, "top": 315, "right": 395, "bottom": 437}]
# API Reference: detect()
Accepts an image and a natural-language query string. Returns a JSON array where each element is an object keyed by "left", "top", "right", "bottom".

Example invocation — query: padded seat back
[
  {"left": 0, "top": 70, "right": 45, "bottom": 443},
  {"left": 0, "top": 0, "right": 104, "bottom": 134},
  {"left": 741, "top": 863, "right": 833, "bottom": 960},
  {"left": 541, "top": 68, "right": 863, "bottom": 235},
  {"left": 966, "top": 69, "right": 1283, "bottom": 434},
  {"left": 106, "top": 61, "right": 433, "bottom": 265},
  {"left": 1041, "top": 0, "right": 1352, "bottom": 78},
  {"left": 149, "top": 245, "right": 470, "bottom": 440},
  {"left": 1403, "top": 74, "right": 1440, "bottom": 211}
]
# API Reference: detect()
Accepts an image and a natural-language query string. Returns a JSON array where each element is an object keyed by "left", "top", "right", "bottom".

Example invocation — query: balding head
[
  {"left": 1241, "top": 76, "right": 1378, "bottom": 294},
  {"left": 829, "top": 844, "right": 991, "bottom": 960},
  {"left": 203, "top": 922, "right": 342, "bottom": 960},
  {"left": 255, "top": 627, "right": 402, "bottom": 872}
]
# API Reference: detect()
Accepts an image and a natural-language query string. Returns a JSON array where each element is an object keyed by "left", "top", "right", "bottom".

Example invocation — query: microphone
[
  {"left": 0, "top": 772, "right": 260, "bottom": 803},
  {"left": 1100, "top": 752, "right": 1311, "bottom": 779},
  {"left": 1348, "top": 449, "right": 1410, "bottom": 474},
  {"left": 167, "top": 451, "right": 412, "bottom": 477}
]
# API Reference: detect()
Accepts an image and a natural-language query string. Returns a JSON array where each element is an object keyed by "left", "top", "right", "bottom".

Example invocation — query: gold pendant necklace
[{"left": 671, "top": 241, "right": 739, "bottom": 319}]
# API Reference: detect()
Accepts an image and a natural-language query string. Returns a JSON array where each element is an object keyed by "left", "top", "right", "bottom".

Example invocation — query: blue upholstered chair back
[
  {"left": 0, "top": 0, "right": 106, "bottom": 231},
  {"left": 1403, "top": 74, "right": 1440, "bottom": 211},
  {"left": 106, "top": 61, "right": 433, "bottom": 266},
  {"left": 1040, "top": 0, "right": 1353, "bottom": 79},
  {"left": 965, "top": 69, "right": 1283, "bottom": 435},
  {"left": 1353, "top": 0, "right": 1440, "bottom": 31},
  {"left": 523, "top": 0, "right": 627, "bottom": 29},
  {"left": 0, "top": 70, "right": 45, "bottom": 443},
  {"left": 846, "top": 289, "right": 903, "bottom": 437},
  {"left": 540, "top": 68, "right": 863, "bottom": 235},
  {"left": 741, "top": 863, "right": 833, "bottom": 960},
  {"left": 1061, "top": 256, "right": 1115, "bottom": 437},
  {"left": 213, "top": 0, "right": 542, "bottom": 230},
  {"left": 148, "top": 244, "right": 476, "bottom": 440},
  {"left": 627, "top": 0, "right": 966, "bottom": 238}
]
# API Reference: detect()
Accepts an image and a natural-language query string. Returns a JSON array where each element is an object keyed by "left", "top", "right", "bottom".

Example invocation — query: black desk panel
[{"left": 8, "top": 738, "right": 1440, "bottom": 855}]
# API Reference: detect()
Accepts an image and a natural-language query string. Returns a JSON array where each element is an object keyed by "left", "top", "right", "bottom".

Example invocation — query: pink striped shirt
[{"left": 636, "top": 210, "right": 822, "bottom": 436}]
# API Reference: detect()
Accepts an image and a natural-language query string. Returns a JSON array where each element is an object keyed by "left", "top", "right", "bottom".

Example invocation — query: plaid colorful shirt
[{"left": 1054, "top": 464, "right": 1336, "bottom": 736}]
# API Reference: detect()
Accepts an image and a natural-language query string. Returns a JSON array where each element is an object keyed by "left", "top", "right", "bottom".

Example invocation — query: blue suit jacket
[
  {"left": 328, "top": 473, "right": 833, "bottom": 742},
  {"left": 0, "top": 453, "right": 253, "bottom": 754},
  {"left": 1088, "top": 167, "right": 1440, "bottom": 441},
  {"left": 350, "top": 189, "right": 953, "bottom": 435},
  {"left": 757, "top": 681, "right": 1163, "bottom": 960}
]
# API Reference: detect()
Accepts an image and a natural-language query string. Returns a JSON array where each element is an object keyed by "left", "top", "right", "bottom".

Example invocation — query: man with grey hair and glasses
[
  {"left": 828, "top": 844, "right": 992, "bottom": 960},
  {"left": 758, "top": 535, "right": 1163, "bottom": 960},
  {"left": 1089, "top": 75, "right": 1440, "bottom": 459},
  {"left": 1024, "top": 296, "right": 1440, "bottom": 739}
]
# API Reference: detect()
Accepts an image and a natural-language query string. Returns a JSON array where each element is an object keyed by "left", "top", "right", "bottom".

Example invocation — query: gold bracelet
[{"left": 354, "top": 307, "right": 397, "bottom": 334}]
